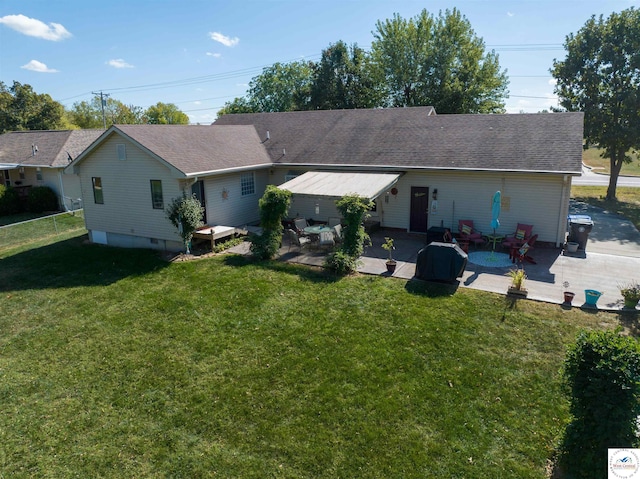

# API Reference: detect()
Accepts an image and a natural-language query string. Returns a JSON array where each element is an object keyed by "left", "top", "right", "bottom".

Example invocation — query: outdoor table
[
  {"left": 303, "top": 225, "right": 333, "bottom": 235},
  {"left": 484, "top": 233, "right": 504, "bottom": 251}
]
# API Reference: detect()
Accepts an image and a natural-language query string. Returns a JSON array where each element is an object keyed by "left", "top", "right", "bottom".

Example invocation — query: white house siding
[
  {"left": 202, "top": 168, "right": 268, "bottom": 226},
  {"left": 78, "top": 135, "right": 183, "bottom": 250}
]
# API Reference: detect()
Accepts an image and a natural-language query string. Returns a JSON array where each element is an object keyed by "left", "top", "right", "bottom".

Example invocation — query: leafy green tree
[
  {"left": 0, "top": 81, "right": 65, "bottom": 133},
  {"left": 247, "top": 61, "right": 314, "bottom": 112},
  {"left": 250, "top": 185, "right": 291, "bottom": 260},
  {"left": 371, "top": 8, "right": 508, "bottom": 112},
  {"left": 166, "top": 193, "right": 205, "bottom": 253},
  {"left": 67, "top": 95, "right": 144, "bottom": 129},
  {"left": 552, "top": 8, "right": 640, "bottom": 200},
  {"left": 144, "top": 102, "right": 189, "bottom": 124},
  {"left": 217, "top": 97, "right": 257, "bottom": 116},
  {"left": 310, "top": 41, "right": 385, "bottom": 110}
]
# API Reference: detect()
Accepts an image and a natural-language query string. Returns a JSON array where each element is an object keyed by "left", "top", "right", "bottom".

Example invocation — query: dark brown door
[
  {"left": 191, "top": 180, "right": 206, "bottom": 222},
  {"left": 410, "top": 186, "right": 429, "bottom": 233}
]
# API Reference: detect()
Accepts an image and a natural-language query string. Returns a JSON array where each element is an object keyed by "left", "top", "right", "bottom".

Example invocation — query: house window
[
  {"left": 92, "top": 177, "right": 104, "bottom": 204},
  {"left": 150, "top": 180, "right": 164, "bottom": 209},
  {"left": 36, "top": 168, "right": 43, "bottom": 181},
  {"left": 241, "top": 172, "right": 255, "bottom": 196},
  {"left": 2, "top": 170, "right": 10, "bottom": 187},
  {"left": 19, "top": 167, "right": 25, "bottom": 180},
  {"left": 117, "top": 144, "right": 126, "bottom": 161}
]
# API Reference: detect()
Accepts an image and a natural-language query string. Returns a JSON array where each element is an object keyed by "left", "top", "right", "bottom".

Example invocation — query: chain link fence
[{"left": 0, "top": 210, "right": 86, "bottom": 252}]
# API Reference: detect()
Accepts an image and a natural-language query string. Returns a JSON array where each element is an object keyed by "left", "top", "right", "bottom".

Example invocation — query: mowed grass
[
  {"left": 0, "top": 233, "right": 626, "bottom": 478},
  {"left": 582, "top": 147, "right": 640, "bottom": 176}
]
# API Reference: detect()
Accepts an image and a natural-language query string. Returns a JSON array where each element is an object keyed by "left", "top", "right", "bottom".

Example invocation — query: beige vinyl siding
[
  {"left": 202, "top": 169, "right": 268, "bottom": 226},
  {"left": 382, "top": 171, "right": 568, "bottom": 244},
  {"left": 79, "top": 135, "right": 182, "bottom": 243}
]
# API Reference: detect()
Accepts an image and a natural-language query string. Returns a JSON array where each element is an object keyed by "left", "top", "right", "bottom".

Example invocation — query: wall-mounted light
[
  {"left": 432, "top": 188, "right": 438, "bottom": 200},
  {"left": 315, "top": 202, "right": 320, "bottom": 215}
]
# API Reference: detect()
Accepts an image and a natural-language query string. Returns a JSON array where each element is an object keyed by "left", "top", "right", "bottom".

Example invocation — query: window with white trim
[
  {"left": 150, "top": 180, "right": 164, "bottom": 209},
  {"left": 241, "top": 172, "right": 255, "bottom": 196},
  {"left": 92, "top": 177, "right": 104, "bottom": 204}
]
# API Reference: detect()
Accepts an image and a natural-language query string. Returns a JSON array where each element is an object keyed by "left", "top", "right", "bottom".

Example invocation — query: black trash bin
[{"left": 567, "top": 215, "right": 593, "bottom": 250}]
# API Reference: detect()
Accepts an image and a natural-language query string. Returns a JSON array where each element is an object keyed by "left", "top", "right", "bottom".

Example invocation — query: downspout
[
  {"left": 555, "top": 175, "right": 570, "bottom": 247},
  {"left": 58, "top": 170, "right": 68, "bottom": 212}
]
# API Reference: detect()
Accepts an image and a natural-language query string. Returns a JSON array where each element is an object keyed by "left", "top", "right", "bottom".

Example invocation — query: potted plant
[
  {"left": 619, "top": 281, "right": 640, "bottom": 309},
  {"left": 506, "top": 268, "right": 527, "bottom": 297},
  {"left": 382, "top": 237, "right": 397, "bottom": 274}
]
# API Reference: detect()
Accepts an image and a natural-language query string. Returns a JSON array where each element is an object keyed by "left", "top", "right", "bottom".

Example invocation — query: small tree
[
  {"left": 558, "top": 329, "right": 640, "bottom": 478},
  {"left": 27, "top": 186, "right": 58, "bottom": 213},
  {"left": 325, "top": 194, "right": 373, "bottom": 275},
  {"left": 250, "top": 185, "right": 291, "bottom": 260},
  {"left": 166, "top": 193, "right": 204, "bottom": 253}
]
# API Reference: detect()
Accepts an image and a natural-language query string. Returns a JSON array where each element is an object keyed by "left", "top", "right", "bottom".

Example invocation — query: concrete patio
[{"left": 230, "top": 201, "right": 640, "bottom": 312}]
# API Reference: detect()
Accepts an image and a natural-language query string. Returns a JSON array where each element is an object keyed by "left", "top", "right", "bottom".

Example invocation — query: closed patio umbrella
[{"left": 491, "top": 190, "right": 501, "bottom": 234}]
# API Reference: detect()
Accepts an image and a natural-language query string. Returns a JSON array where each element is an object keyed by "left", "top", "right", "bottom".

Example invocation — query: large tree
[
  {"left": 144, "top": 102, "right": 189, "bottom": 124},
  {"left": 310, "top": 41, "right": 385, "bottom": 110},
  {"left": 246, "top": 61, "right": 314, "bottom": 112},
  {"left": 371, "top": 8, "right": 508, "bottom": 113},
  {"left": 552, "top": 8, "right": 640, "bottom": 200},
  {"left": 0, "top": 81, "right": 66, "bottom": 133},
  {"left": 67, "top": 95, "right": 145, "bottom": 129}
]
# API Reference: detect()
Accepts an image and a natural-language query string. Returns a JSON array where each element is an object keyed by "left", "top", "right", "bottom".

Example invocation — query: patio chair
[
  {"left": 286, "top": 229, "right": 312, "bottom": 252},
  {"left": 333, "top": 224, "right": 343, "bottom": 242},
  {"left": 458, "top": 220, "right": 485, "bottom": 248},
  {"left": 318, "top": 231, "right": 335, "bottom": 249},
  {"left": 502, "top": 223, "right": 534, "bottom": 250},
  {"left": 293, "top": 217, "right": 309, "bottom": 236},
  {"left": 510, "top": 234, "right": 538, "bottom": 264}
]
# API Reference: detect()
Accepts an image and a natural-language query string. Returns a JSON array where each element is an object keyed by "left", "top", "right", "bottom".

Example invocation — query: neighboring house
[
  {"left": 66, "top": 124, "right": 272, "bottom": 251},
  {"left": 67, "top": 108, "right": 583, "bottom": 252},
  {"left": 0, "top": 129, "right": 102, "bottom": 211}
]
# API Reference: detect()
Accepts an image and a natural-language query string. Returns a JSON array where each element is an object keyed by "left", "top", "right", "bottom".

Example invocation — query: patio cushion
[
  {"left": 515, "top": 229, "right": 526, "bottom": 240},
  {"left": 461, "top": 224, "right": 472, "bottom": 235}
]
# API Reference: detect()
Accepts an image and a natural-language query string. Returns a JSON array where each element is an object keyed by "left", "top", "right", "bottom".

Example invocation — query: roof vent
[
  {"left": 32, "top": 144, "right": 38, "bottom": 155},
  {"left": 266, "top": 131, "right": 270, "bottom": 141}
]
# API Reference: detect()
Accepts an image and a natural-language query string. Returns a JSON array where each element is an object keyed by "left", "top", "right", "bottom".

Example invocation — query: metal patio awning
[{"left": 279, "top": 171, "right": 401, "bottom": 200}]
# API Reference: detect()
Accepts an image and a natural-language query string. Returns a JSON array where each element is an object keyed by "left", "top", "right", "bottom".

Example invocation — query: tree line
[
  {"left": 0, "top": 81, "right": 190, "bottom": 133},
  {"left": 219, "top": 8, "right": 508, "bottom": 115}
]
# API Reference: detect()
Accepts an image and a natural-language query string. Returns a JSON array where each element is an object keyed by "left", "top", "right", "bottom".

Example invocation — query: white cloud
[
  {"left": 548, "top": 78, "right": 557, "bottom": 86},
  {"left": 206, "top": 52, "right": 222, "bottom": 58},
  {"left": 0, "top": 14, "right": 71, "bottom": 41},
  {"left": 107, "top": 59, "right": 134, "bottom": 69},
  {"left": 21, "top": 60, "right": 58, "bottom": 73},
  {"left": 209, "top": 31, "right": 239, "bottom": 47},
  {"left": 507, "top": 12, "right": 514, "bottom": 17}
]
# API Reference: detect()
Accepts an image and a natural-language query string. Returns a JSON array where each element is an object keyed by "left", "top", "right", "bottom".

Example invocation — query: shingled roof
[
  {"left": 214, "top": 107, "right": 584, "bottom": 174},
  {"left": 75, "top": 124, "right": 273, "bottom": 176},
  {"left": 0, "top": 129, "right": 103, "bottom": 168}
]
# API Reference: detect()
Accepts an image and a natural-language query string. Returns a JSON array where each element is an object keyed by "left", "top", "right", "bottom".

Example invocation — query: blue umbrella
[{"left": 490, "top": 191, "right": 501, "bottom": 233}]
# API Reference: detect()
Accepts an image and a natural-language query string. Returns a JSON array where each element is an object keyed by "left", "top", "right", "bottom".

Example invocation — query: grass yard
[
  {"left": 571, "top": 185, "right": 640, "bottom": 231},
  {"left": 582, "top": 147, "right": 640, "bottom": 176},
  {"left": 0, "top": 231, "right": 627, "bottom": 478}
]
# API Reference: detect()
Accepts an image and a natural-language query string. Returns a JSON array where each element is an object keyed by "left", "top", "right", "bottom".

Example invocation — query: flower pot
[
  {"left": 566, "top": 242, "right": 579, "bottom": 253},
  {"left": 584, "top": 289, "right": 602, "bottom": 306},
  {"left": 386, "top": 261, "right": 397, "bottom": 274},
  {"left": 623, "top": 298, "right": 639, "bottom": 309},
  {"left": 507, "top": 287, "right": 528, "bottom": 298},
  {"left": 563, "top": 291, "right": 575, "bottom": 304}
]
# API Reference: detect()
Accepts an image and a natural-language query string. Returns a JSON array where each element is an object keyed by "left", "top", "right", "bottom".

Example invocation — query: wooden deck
[{"left": 192, "top": 225, "right": 238, "bottom": 250}]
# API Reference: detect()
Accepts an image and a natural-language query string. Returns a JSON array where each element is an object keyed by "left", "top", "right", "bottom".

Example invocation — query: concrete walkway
[{"left": 230, "top": 201, "right": 640, "bottom": 311}]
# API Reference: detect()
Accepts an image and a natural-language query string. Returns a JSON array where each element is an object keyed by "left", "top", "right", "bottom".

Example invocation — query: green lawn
[
  {"left": 0, "top": 231, "right": 625, "bottom": 478},
  {"left": 582, "top": 147, "right": 640, "bottom": 176}
]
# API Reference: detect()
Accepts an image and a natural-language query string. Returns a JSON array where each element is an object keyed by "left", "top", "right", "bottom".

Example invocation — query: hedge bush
[
  {"left": 251, "top": 186, "right": 291, "bottom": 260},
  {"left": 0, "top": 185, "right": 21, "bottom": 216},
  {"left": 558, "top": 329, "right": 640, "bottom": 478},
  {"left": 27, "top": 186, "right": 59, "bottom": 213}
]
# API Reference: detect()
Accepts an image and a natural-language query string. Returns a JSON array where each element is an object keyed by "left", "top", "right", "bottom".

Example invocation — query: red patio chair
[
  {"left": 458, "top": 220, "right": 485, "bottom": 248},
  {"left": 502, "top": 223, "right": 534, "bottom": 250},
  {"left": 510, "top": 234, "right": 538, "bottom": 264}
]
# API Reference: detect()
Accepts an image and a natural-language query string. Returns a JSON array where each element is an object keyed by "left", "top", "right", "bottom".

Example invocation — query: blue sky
[{"left": 0, "top": 0, "right": 637, "bottom": 124}]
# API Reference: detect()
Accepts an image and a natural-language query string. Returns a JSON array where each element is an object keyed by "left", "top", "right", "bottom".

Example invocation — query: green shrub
[
  {"left": 558, "top": 329, "right": 640, "bottom": 478},
  {"left": 0, "top": 185, "right": 21, "bottom": 215},
  {"left": 335, "top": 194, "right": 372, "bottom": 258},
  {"left": 325, "top": 250, "right": 359, "bottom": 276},
  {"left": 27, "top": 186, "right": 59, "bottom": 213},
  {"left": 166, "top": 193, "right": 205, "bottom": 253},
  {"left": 250, "top": 186, "right": 291, "bottom": 260}
]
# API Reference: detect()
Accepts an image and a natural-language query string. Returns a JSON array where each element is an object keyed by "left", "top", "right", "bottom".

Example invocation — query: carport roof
[{"left": 279, "top": 171, "right": 401, "bottom": 199}]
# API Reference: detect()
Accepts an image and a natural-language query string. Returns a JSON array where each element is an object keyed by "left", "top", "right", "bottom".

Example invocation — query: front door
[
  {"left": 191, "top": 180, "right": 206, "bottom": 222},
  {"left": 410, "top": 186, "right": 429, "bottom": 233}
]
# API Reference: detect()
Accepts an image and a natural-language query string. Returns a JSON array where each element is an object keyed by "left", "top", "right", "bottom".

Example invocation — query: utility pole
[{"left": 92, "top": 91, "right": 110, "bottom": 130}]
